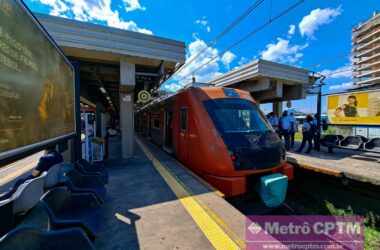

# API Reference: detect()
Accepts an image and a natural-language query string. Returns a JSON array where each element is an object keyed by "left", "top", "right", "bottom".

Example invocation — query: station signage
[
  {"left": 0, "top": 0, "right": 75, "bottom": 160},
  {"left": 327, "top": 90, "right": 380, "bottom": 125}
]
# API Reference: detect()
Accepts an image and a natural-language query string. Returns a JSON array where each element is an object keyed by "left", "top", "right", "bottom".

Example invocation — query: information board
[
  {"left": 0, "top": 0, "right": 75, "bottom": 160},
  {"left": 327, "top": 90, "right": 380, "bottom": 125}
]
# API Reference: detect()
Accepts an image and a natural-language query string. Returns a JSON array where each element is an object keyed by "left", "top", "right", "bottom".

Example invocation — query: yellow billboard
[
  {"left": 327, "top": 90, "right": 380, "bottom": 125},
  {"left": 0, "top": 0, "right": 75, "bottom": 160}
]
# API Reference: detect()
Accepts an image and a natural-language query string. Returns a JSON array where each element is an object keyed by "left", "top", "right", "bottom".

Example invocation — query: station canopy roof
[
  {"left": 35, "top": 13, "right": 186, "bottom": 112},
  {"left": 210, "top": 59, "right": 315, "bottom": 103}
]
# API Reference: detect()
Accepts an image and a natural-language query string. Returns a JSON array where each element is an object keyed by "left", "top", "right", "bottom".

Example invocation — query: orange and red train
[{"left": 136, "top": 86, "right": 293, "bottom": 198}]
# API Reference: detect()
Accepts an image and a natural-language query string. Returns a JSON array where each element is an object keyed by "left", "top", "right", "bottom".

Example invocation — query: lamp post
[{"left": 309, "top": 72, "right": 325, "bottom": 151}]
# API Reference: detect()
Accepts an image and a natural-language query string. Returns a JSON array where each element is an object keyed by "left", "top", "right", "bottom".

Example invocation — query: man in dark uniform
[{"left": 0, "top": 146, "right": 63, "bottom": 200}]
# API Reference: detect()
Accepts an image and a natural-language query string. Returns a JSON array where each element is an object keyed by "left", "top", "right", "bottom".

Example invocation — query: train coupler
[{"left": 257, "top": 173, "right": 288, "bottom": 208}]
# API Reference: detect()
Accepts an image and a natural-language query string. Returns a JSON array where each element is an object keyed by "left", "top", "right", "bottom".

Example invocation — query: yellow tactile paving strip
[
  {"left": 136, "top": 138, "right": 244, "bottom": 250},
  {"left": 287, "top": 156, "right": 343, "bottom": 177}
]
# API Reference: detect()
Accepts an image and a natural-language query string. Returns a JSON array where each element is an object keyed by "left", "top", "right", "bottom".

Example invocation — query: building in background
[
  {"left": 324, "top": 11, "right": 380, "bottom": 139},
  {"left": 352, "top": 11, "right": 380, "bottom": 88}
]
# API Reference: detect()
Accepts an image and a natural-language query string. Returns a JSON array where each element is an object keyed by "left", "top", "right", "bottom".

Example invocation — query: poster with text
[
  {"left": 0, "top": 0, "right": 75, "bottom": 159},
  {"left": 327, "top": 90, "right": 380, "bottom": 125}
]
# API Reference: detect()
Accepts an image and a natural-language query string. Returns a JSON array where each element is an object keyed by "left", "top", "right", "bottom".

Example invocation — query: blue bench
[
  {"left": 65, "top": 168, "right": 107, "bottom": 203},
  {"left": 40, "top": 187, "right": 102, "bottom": 240},
  {"left": 340, "top": 136, "right": 368, "bottom": 150},
  {"left": 45, "top": 163, "right": 107, "bottom": 203},
  {"left": 0, "top": 198, "right": 14, "bottom": 237},
  {"left": 0, "top": 226, "right": 94, "bottom": 250},
  {"left": 320, "top": 135, "right": 379, "bottom": 154},
  {"left": 0, "top": 173, "right": 95, "bottom": 249},
  {"left": 0, "top": 173, "right": 47, "bottom": 236},
  {"left": 364, "top": 138, "right": 380, "bottom": 153},
  {"left": 320, "top": 135, "right": 342, "bottom": 153}
]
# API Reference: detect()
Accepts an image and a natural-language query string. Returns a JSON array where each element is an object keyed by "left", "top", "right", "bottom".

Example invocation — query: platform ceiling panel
[{"left": 35, "top": 14, "right": 186, "bottom": 66}]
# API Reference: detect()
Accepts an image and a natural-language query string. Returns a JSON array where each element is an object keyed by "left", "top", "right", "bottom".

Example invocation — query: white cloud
[
  {"left": 123, "top": 0, "right": 145, "bottom": 12},
  {"left": 174, "top": 38, "right": 222, "bottom": 84},
  {"left": 299, "top": 7, "right": 341, "bottom": 38},
  {"left": 161, "top": 38, "right": 235, "bottom": 92},
  {"left": 233, "top": 56, "right": 257, "bottom": 70},
  {"left": 288, "top": 24, "right": 295, "bottom": 36},
  {"left": 162, "top": 82, "right": 182, "bottom": 93},
  {"left": 39, "top": 0, "right": 68, "bottom": 16},
  {"left": 328, "top": 82, "right": 354, "bottom": 91},
  {"left": 320, "top": 65, "right": 352, "bottom": 79},
  {"left": 221, "top": 51, "right": 236, "bottom": 69},
  {"left": 237, "top": 56, "right": 254, "bottom": 66},
  {"left": 35, "top": 0, "right": 152, "bottom": 34},
  {"left": 260, "top": 38, "right": 308, "bottom": 64},
  {"left": 195, "top": 17, "right": 211, "bottom": 32}
]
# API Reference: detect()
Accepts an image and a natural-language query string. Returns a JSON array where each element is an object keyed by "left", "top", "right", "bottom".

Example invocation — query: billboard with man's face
[
  {"left": 327, "top": 90, "right": 380, "bottom": 125},
  {"left": 0, "top": 0, "right": 75, "bottom": 160}
]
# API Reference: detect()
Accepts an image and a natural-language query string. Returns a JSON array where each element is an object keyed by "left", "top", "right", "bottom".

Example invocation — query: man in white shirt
[
  {"left": 280, "top": 111, "right": 292, "bottom": 150},
  {"left": 289, "top": 112, "right": 298, "bottom": 149},
  {"left": 267, "top": 112, "right": 279, "bottom": 133},
  {"left": 312, "top": 114, "right": 320, "bottom": 151}
]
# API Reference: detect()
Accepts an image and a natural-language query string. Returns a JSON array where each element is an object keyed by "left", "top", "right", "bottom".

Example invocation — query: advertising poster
[
  {"left": 327, "top": 90, "right": 380, "bottom": 125},
  {"left": 0, "top": 0, "right": 75, "bottom": 160}
]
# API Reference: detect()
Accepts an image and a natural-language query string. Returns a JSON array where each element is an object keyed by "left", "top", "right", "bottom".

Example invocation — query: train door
[
  {"left": 147, "top": 112, "right": 152, "bottom": 138},
  {"left": 163, "top": 110, "right": 173, "bottom": 153},
  {"left": 178, "top": 107, "right": 189, "bottom": 163}
]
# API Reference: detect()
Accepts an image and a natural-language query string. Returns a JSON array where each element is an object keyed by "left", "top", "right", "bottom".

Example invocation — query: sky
[{"left": 25, "top": 0, "right": 380, "bottom": 114}]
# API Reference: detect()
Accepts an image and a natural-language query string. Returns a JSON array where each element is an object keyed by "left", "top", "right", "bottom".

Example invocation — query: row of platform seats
[
  {"left": 0, "top": 159, "right": 108, "bottom": 250},
  {"left": 320, "top": 135, "right": 380, "bottom": 153}
]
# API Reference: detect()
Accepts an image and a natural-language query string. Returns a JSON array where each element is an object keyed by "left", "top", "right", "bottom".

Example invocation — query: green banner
[{"left": 0, "top": 0, "right": 75, "bottom": 159}]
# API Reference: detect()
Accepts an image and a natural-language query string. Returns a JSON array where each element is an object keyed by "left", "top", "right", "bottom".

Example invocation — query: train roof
[{"left": 136, "top": 85, "right": 250, "bottom": 112}]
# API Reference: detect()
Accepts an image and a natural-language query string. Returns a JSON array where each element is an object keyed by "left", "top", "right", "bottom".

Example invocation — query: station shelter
[
  {"left": 36, "top": 14, "right": 315, "bottom": 161},
  {"left": 209, "top": 59, "right": 316, "bottom": 116},
  {"left": 36, "top": 14, "right": 185, "bottom": 160}
]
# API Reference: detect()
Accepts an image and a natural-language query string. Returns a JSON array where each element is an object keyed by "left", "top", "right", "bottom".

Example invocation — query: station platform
[
  {"left": 95, "top": 136, "right": 247, "bottom": 250},
  {"left": 287, "top": 143, "right": 380, "bottom": 186}
]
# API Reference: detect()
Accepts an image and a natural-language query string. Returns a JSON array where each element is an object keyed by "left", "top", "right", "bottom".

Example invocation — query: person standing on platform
[
  {"left": 289, "top": 112, "right": 298, "bottom": 149},
  {"left": 312, "top": 114, "right": 320, "bottom": 151},
  {"left": 267, "top": 112, "right": 279, "bottom": 134},
  {"left": 279, "top": 111, "right": 292, "bottom": 150},
  {"left": 297, "top": 115, "right": 314, "bottom": 153}
]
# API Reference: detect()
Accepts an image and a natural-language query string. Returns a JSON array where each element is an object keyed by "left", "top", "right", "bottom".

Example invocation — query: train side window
[
  {"left": 180, "top": 108, "right": 188, "bottom": 131},
  {"left": 152, "top": 119, "right": 160, "bottom": 129}
]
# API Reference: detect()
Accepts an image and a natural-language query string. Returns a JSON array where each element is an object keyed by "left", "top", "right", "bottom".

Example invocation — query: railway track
[
  {"left": 228, "top": 167, "right": 380, "bottom": 220},
  {"left": 228, "top": 168, "right": 380, "bottom": 248}
]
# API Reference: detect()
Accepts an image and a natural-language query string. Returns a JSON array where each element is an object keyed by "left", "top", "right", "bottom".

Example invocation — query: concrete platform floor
[
  {"left": 287, "top": 142, "right": 380, "bottom": 186},
  {"left": 95, "top": 137, "right": 246, "bottom": 250}
]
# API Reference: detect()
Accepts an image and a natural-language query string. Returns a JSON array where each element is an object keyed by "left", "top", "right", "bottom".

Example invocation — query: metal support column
[
  {"left": 71, "top": 61, "right": 82, "bottom": 162},
  {"left": 315, "top": 75, "right": 325, "bottom": 152}
]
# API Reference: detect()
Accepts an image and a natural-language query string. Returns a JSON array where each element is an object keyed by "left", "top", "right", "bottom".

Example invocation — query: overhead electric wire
[
  {"left": 323, "top": 68, "right": 353, "bottom": 77},
  {"left": 161, "top": 0, "right": 266, "bottom": 84},
  {"left": 177, "top": 0, "right": 305, "bottom": 82},
  {"left": 212, "top": 0, "right": 265, "bottom": 44}
]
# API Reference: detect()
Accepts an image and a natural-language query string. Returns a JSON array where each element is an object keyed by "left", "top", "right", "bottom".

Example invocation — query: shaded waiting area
[{"left": 0, "top": 136, "right": 251, "bottom": 250}]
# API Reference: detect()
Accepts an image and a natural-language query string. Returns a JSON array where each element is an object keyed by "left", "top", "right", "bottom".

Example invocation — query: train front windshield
[
  {"left": 203, "top": 98, "right": 272, "bottom": 134},
  {"left": 204, "top": 98, "right": 284, "bottom": 170}
]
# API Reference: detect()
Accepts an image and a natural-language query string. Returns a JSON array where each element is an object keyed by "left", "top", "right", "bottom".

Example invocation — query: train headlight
[
  {"left": 228, "top": 150, "right": 237, "bottom": 161},
  {"left": 230, "top": 154, "right": 237, "bottom": 161}
]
